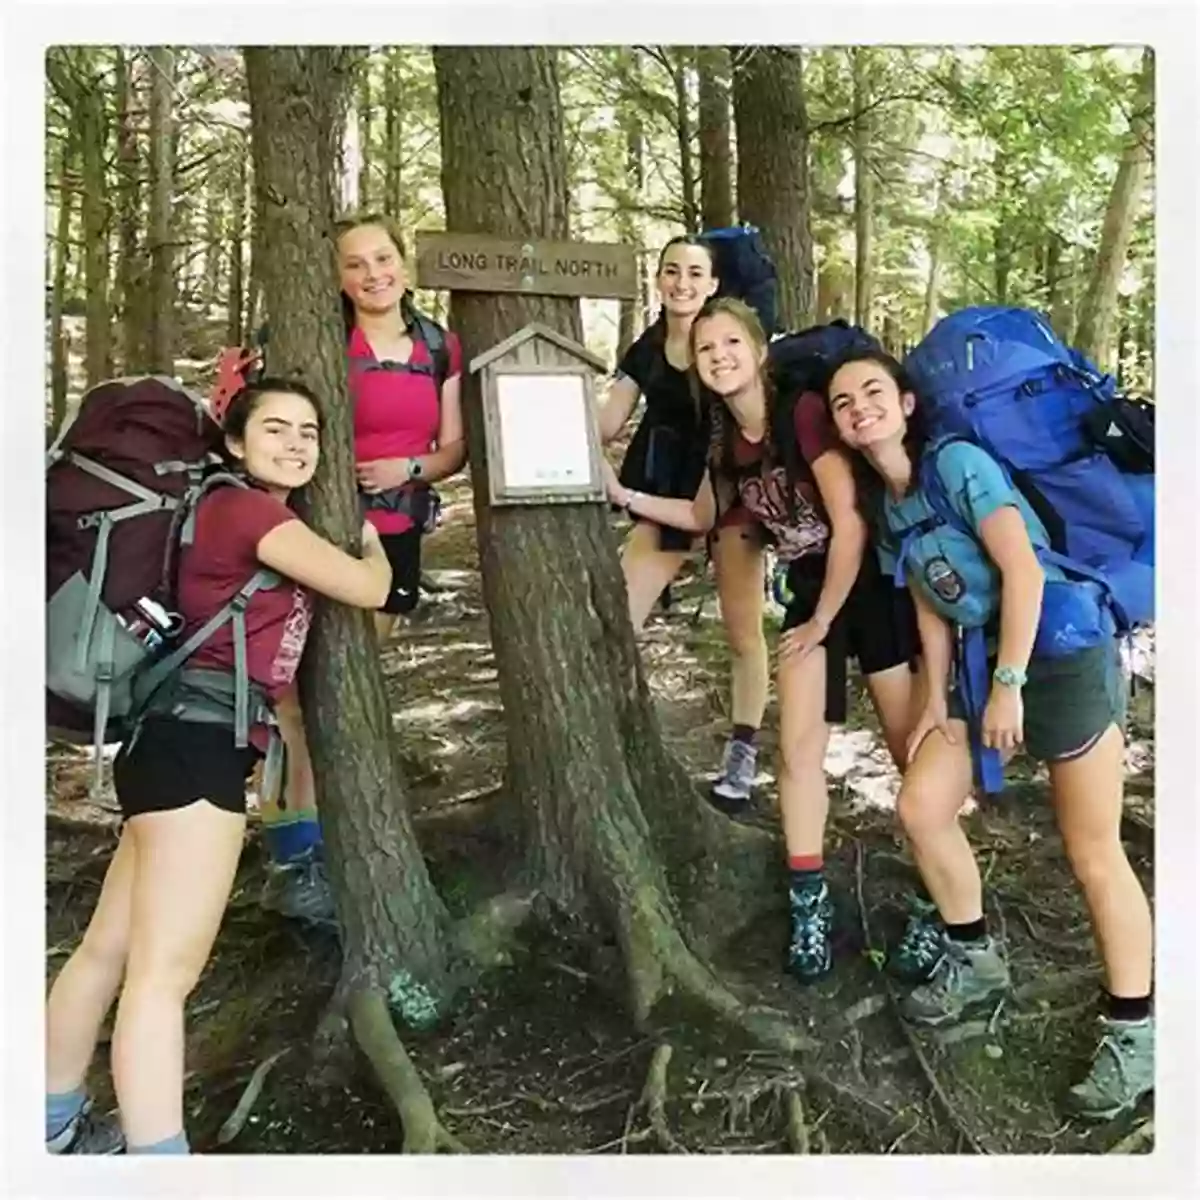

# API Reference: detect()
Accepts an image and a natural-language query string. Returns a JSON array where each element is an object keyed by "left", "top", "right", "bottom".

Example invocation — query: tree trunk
[
  {"left": 670, "top": 48, "right": 699, "bottom": 232},
  {"left": 114, "top": 48, "right": 146, "bottom": 374},
  {"left": 1075, "top": 49, "right": 1154, "bottom": 371},
  {"left": 616, "top": 50, "right": 647, "bottom": 355},
  {"left": 732, "top": 47, "right": 815, "bottom": 328},
  {"left": 851, "top": 48, "right": 874, "bottom": 329},
  {"left": 146, "top": 47, "right": 176, "bottom": 375},
  {"left": 48, "top": 129, "right": 75, "bottom": 434},
  {"left": 697, "top": 47, "right": 734, "bottom": 230},
  {"left": 384, "top": 54, "right": 403, "bottom": 218},
  {"left": 1043, "top": 230, "right": 1063, "bottom": 333},
  {"left": 77, "top": 67, "right": 111, "bottom": 389},
  {"left": 357, "top": 64, "right": 373, "bottom": 210},
  {"left": 226, "top": 147, "right": 248, "bottom": 346},
  {"left": 244, "top": 47, "right": 460, "bottom": 1029},
  {"left": 434, "top": 46, "right": 779, "bottom": 1031}
]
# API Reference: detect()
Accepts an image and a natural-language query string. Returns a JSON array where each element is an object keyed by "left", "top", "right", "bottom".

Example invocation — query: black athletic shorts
[
  {"left": 781, "top": 551, "right": 919, "bottom": 723},
  {"left": 379, "top": 527, "right": 422, "bottom": 615},
  {"left": 112, "top": 717, "right": 261, "bottom": 819}
]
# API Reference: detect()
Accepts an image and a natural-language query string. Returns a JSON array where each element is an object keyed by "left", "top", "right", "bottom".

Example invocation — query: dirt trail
[{"left": 45, "top": 478, "right": 1155, "bottom": 1155}]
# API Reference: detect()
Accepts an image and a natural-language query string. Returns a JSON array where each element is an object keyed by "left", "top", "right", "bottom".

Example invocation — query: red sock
[{"left": 788, "top": 854, "right": 824, "bottom": 873}]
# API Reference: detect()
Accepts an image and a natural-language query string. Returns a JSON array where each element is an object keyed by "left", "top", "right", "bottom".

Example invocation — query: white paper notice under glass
[{"left": 495, "top": 373, "right": 595, "bottom": 490}]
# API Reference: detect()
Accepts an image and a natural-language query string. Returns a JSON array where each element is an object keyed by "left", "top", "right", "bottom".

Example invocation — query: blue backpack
[
  {"left": 702, "top": 225, "right": 780, "bottom": 336},
  {"left": 902, "top": 306, "right": 1155, "bottom": 791}
]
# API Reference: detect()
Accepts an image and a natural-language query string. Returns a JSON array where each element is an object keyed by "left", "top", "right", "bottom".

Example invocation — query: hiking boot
[
  {"left": 787, "top": 880, "right": 835, "bottom": 983},
  {"left": 900, "top": 936, "right": 1009, "bottom": 1027},
  {"left": 887, "top": 896, "right": 947, "bottom": 983},
  {"left": 259, "top": 848, "right": 336, "bottom": 924},
  {"left": 47, "top": 1100, "right": 125, "bottom": 1155},
  {"left": 1065, "top": 1015, "right": 1155, "bottom": 1121},
  {"left": 708, "top": 739, "right": 757, "bottom": 813}
]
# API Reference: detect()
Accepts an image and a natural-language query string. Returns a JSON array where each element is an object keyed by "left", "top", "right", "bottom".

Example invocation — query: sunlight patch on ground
[{"left": 391, "top": 696, "right": 499, "bottom": 727}]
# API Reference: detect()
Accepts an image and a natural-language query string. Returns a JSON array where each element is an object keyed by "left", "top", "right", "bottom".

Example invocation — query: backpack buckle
[{"left": 77, "top": 512, "right": 103, "bottom": 531}]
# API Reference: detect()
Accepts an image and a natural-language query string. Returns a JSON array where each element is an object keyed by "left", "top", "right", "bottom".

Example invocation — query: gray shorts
[{"left": 950, "top": 641, "right": 1127, "bottom": 762}]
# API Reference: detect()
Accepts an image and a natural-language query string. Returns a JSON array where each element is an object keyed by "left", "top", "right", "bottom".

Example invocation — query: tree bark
[
  {"left": 697, "top": 47, "right": 734, "bottom": 230},
  {"left": 616, "top": 49, "right": 647, "bottom": 355},
  {"left": 434, "top": 46, "right": 778, "bottom": 1028},
  {"left": 732, "top": 47, "right": 815, "bottom": 328},
  {"left": 146, "top": 47, "right": 176, "bottom": 375},
  {"left": 357, "top": 63, "right": 373, "bottom": 210},
  {"left": 851, "top": 48, "right": 874, "bottom": 329},
  {"left": 226, "top": 146, "right": 248, "bottom": 346},
  {"left": 384, "top": 54, "right": 404, "bottom": 218},
  {"left": 244, "top": 46, "right": 459, "bottom": 1026},
  {"left": 670, "top": 48, "right": 699, "bottom": 232},
  {"left": 48, "top": 129, "right": 75, "bottom": 435},
  {"left": 114, "top": 48, "right": 146, "bottom": 375},
  {"left": 1075, "top": 50, "right": 1154, "bottom": 371},
  {"left": 77, "top": 65, "right": 111, "bottom": 388}
]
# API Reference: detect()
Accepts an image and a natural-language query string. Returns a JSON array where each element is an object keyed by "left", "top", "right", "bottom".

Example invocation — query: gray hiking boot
[
  {"left": 259, "top": 848, "right": 336, "bottom": 925},
  {"left": 1066, "top": 1015, "right": 1155, "bottom": 1121},
  {"left": 887, "top": 896, "right": 948, "bottom": 983},
  {"left": 787, "top": 880, "right": 835, "bottom": 983},
  {"left": 709, "top": 739, "right": 758, "bottom": 813},
  {"left": 47, "top": 1100, "right": 125, "bottom": 1155},
  {"left": 900, "top": 936, "right": 1009, "bottom": 1027}
]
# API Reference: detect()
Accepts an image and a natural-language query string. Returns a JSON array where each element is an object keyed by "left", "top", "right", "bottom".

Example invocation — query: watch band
[{"left": 993, "top": 664, "right": 1027, "bottom": 688}]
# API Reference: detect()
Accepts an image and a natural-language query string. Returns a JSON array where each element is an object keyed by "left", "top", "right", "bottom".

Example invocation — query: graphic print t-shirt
[{"left": 717, "top": 391, "right": 840, "bottom": 562}]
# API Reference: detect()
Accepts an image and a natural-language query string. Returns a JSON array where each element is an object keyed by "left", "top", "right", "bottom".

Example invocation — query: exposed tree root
[
  {"left": 346, "top": 986, "right": 465, "bottom": 1153},
  {"left": 624, "top": 897, "right": 817, "bottom": 1056},
  {"left": 453, "top": 889, "right": 540, "bottom": 969},
  {"left": 618, "top": 1042, "right": 688, "bottom": 1154},
  {"left": 782, "top": 1085, "right": 811, "bottom": 1154}
]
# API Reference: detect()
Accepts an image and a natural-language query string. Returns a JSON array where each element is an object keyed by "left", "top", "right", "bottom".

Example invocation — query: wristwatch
[
  {"left": 407, "top": 457, "right": 423, "bottom": 481},
  {"left": 993, "top": 664, "right": 1027, "bottom": 688}
]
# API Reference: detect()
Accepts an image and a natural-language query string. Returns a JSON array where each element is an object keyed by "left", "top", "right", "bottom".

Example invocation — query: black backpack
[{"left": 702, "top": 225, "right": 780, "bottom": 336}]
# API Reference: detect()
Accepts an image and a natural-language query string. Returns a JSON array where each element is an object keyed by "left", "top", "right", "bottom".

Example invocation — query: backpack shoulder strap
[
  {"left": 410, "top": 311, "right": 450, "bottom": 394},
  {"left": 131, "top": 565, "right": 283, "bottom": 743}
]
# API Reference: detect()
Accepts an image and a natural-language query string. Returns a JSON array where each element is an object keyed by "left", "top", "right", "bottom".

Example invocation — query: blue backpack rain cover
[
  {"left": 702, "top": 225, "right": 780, "bottom": 336},
  {"left": 902, "top": 306, "right": 1155, "bottom": 791}
]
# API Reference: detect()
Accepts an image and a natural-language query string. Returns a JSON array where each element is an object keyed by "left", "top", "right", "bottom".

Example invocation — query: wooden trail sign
[{"left": 415, "top": 232, "right": 638, "bottom": 301}]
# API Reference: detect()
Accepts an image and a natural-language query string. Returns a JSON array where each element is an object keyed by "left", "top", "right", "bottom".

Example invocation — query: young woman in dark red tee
[
  {"left": 44, "top": 380, "right": 393, "bottom": 1154},
  {"left": 606, "top": 298, "right": 923, "bottom": 983},
  {"left": 259, "top": 214, "right": 466, "bottom": 921}
]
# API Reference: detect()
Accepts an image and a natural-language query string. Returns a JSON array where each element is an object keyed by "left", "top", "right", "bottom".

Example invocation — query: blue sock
[
  {"left": 127, "top": 1130, "right": 189, "bottom": 1154},
  {"left": 262, "top": 816, "right": 322, "bottom": 865},
  {"left": 46, "top": 1087, "right": 87, "bottom": 1141}
]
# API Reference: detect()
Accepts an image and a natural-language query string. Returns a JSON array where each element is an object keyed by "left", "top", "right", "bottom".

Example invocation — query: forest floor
[{"left": 45, "top": 473, "right": 1157, "bottom": 1157}]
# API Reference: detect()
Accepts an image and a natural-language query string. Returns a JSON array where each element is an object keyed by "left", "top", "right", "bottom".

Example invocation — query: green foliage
[{"left": 43, "top": 44, "right": 1155, "bottom": 393}]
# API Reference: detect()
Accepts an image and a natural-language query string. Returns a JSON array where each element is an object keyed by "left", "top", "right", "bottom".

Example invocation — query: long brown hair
[{"left": 822, "top": 348, "right": 932, "bottom": 537}]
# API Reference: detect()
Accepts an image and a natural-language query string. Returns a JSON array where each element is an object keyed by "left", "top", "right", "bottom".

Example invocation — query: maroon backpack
[{"left": 46, "top": 376, "right": 280, "bottom": 792}]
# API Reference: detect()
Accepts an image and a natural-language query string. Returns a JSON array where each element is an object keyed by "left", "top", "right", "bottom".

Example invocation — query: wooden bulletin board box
[{"left": 480, "top": 363, "right": 607, "bottom": 507}]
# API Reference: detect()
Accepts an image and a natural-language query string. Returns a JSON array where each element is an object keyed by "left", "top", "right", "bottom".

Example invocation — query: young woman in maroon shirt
[
  {"left": 606, "top": 298, "right": 923, "bottom": 983},
  {"left": 44, "top": 380, "right": 393, "bottom": 1154}
]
